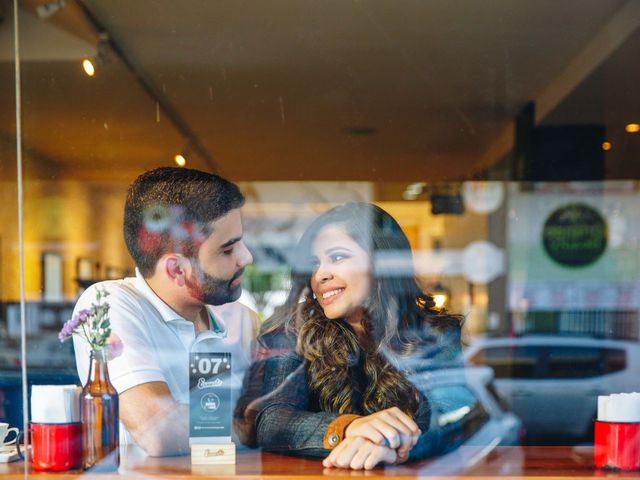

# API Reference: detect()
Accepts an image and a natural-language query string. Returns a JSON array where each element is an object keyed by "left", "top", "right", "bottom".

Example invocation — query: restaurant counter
[{"left": 0, "top": 445, "right": 632, "bottom": 479}]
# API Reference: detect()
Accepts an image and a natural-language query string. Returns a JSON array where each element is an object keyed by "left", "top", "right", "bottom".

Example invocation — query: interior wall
[
  {"left": 0, "top": 156, "right": 133, "bottom": 302},
  {"left": 0, "top": 137, "right": 18, "bottom": 303},
  {"left": 20, "top": 178, "right": 131, "bottom": 301}
]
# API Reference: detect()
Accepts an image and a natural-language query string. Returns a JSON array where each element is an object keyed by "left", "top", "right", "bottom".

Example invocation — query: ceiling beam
[
  {"left": 479, "top": 0, "right": 640, "bottom": 174},
  {"left": 536, "top": 0, "right": 640, "bottom": 123}
]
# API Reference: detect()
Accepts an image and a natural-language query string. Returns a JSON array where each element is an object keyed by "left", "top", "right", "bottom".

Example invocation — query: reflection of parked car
[
  {"left": 0, "top": 335, "right": 78, "bottom": 428},
  {"left": 0, "top": 368, "right": 80, "bottom": 428},
  {"left": 409, "top": 366, "right": 522, "bottom": 456},
  {"left": 465, "top": 335, "right": 640, "bottom": 443}
]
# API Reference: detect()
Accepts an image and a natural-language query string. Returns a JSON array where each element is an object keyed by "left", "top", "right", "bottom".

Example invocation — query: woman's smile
[
  {"left": 310, "top": 224, "right": 371, "bottom": 322},
  {"left": 318, "top": 287, "right": 345, "bottom": 304}
]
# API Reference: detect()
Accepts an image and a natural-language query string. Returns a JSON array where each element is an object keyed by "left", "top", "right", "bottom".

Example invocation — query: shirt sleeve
[
  {"left": 73, "top": 282, "right": 167, "bottom": 394},
  {"left": 255, "top": 353, "right": 341, "bottom": 457}
]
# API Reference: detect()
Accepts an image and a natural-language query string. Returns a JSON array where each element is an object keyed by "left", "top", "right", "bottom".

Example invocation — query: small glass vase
[{"left": 80, "top": 348, "right": 119, "bottom": 471}]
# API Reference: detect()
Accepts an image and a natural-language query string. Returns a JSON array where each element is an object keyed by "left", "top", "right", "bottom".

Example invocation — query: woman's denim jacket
[{"left": 237, "top": 328, "right": 463, "bottom": 460}]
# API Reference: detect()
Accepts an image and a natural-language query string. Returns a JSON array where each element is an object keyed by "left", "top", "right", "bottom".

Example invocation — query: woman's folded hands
[{"left": 322, "top": 407, "right": 421, "bottom": 470}]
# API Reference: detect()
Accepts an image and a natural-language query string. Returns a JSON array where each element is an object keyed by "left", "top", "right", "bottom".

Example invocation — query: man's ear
[{"left": 163, "top": 254, "right": 187, "bottom": 287}]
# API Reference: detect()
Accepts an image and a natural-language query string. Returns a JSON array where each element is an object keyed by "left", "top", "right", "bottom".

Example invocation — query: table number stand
[{"left": 189, "top": 352, "right": 236, "bottom": 465}]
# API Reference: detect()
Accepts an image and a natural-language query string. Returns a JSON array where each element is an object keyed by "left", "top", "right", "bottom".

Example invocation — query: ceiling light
[
  {"left": 82, "top": 59, "right": 95, "bottom": 77},
  {"left": 174, "top": 154, "right": 186, "bottom": 167},
  {"left": 601, "top": 141, "right": 612, "bottom": 151},
  {"left": 625, "top": 123, "right": 640, "bottom": 134},
  {"left": 82, "top": 33, "right": 109, "bottom": 78}
]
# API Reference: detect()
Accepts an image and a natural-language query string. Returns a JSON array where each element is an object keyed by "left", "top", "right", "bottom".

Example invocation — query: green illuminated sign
[{"left": 542, "top": 203, "right": 607, "bottom": 267}]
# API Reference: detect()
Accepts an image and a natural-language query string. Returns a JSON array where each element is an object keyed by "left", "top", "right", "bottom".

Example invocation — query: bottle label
[{"left": 189, "top": 352, "right": 232, "bottom": 443}]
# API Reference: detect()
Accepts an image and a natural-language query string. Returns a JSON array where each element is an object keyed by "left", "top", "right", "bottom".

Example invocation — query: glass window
[{"left": 5, "top": 0, "right": 640, "bottom": 474}]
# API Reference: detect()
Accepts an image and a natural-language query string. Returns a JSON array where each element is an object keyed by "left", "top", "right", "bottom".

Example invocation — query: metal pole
[{"left": 13, "top": 0, "right": 29, "bottom": 473}]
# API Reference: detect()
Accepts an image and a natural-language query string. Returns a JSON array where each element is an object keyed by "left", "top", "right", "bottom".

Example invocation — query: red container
[
  {"left": 594, "top": 420, "right": 640, "bottom": 471},
  {"left": 31, "top": 423, "right": 82, "bottom": 471}
]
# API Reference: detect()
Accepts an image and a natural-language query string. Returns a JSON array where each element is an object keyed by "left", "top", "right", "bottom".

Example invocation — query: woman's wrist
[{"left": 323, "top": 414, "right": 362, "bottom": 449}]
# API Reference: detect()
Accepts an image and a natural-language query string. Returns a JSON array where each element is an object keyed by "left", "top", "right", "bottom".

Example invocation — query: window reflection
[{"left": 1, "top": 0, "right": 640, "bottom": 474}]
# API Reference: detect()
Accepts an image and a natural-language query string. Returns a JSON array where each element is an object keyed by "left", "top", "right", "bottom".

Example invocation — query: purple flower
[
  {"left": 58, "top": 308, "right": 93, "bottom": 342},
  {"left": 76, "top": 309, "right": 92, "bottom": 323},
  {"left": 58, "top": 287, "right": 111, "bottom": 349}
]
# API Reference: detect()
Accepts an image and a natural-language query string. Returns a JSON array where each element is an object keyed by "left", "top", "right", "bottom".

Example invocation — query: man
[{"left": 73, "top": 167, "right": 257, "bottom": 456}]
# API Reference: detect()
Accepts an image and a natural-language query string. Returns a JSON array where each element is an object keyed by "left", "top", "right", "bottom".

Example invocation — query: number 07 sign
[{"left": 189, "top": 352, "right": 232, "bottom": 444}]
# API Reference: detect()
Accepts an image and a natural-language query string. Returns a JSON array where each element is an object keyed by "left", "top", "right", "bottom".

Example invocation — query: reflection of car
[
  {"left": 464, "top": 335, "right": 640, "bottom": 443},
  {"left": 0, "top": 368, "right": 79, "bottom": 428},
  {"left": 409, "top": 366, "right": 522, "bottom": 457}
]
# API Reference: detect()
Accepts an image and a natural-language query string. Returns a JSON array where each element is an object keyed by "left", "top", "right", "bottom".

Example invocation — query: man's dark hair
[{"left": 124, "top": 167, "right": 245, "bottom": 277}]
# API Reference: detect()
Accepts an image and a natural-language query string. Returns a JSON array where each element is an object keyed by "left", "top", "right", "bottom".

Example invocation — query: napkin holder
[
  {"left": 29, "top": 385, "right": 82, "bottom": 471},
  {"left": 594, "top": 420, "right": 640, "bottom": 471}
]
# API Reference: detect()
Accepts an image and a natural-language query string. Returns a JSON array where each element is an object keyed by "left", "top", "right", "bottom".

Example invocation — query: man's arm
[{"left": 119, "top": 382, "right": 189, "bottom": 457}]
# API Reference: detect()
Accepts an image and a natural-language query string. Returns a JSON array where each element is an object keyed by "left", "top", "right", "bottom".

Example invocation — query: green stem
[{"left": 81, "top": 323, "right": 95, "bottom": 350}]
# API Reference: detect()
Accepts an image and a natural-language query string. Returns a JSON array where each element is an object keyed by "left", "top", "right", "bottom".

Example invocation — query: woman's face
[{"left": 309, "top": 224, "right": 372, "bottom": 321}]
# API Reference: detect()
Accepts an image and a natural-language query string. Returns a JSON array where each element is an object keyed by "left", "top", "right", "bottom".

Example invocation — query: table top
[{"left": 0, "top": 445, "right": 635, "bottom": 479}]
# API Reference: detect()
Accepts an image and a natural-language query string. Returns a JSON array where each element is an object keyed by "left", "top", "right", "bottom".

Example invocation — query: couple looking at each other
[{"left": 72, "top": 166, "right": 461, "bottom": 470}]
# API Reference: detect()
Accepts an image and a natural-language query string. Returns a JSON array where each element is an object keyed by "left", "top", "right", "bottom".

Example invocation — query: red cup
[
  {"left": 30, "top": 423, "right": 82, "bottom": 471},
  {"left": 594, "top": 420, "right": 640, "bottom": 471}
]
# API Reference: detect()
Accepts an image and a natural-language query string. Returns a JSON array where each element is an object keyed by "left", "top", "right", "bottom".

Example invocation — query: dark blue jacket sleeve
[{"left": 255, "top": 353, "right": 341, "bottom": 457}]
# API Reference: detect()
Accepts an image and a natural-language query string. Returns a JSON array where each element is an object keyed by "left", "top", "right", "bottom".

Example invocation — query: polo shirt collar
[
  {"left": 133, "top": 268, "right": 228, "bottom": 336},
  {"left": 134, "top": 268, "right": 184, "bottom": 323}
]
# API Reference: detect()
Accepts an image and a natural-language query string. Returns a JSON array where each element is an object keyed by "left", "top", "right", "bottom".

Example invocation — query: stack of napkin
[
  {"left": 31, "top": 385, "right": 81, "bottom": 423},
  {"left": 598, "top": 393, "right": 640, "bottom": 422}
]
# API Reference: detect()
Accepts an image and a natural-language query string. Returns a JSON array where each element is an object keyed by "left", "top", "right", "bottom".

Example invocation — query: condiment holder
[{"left": 595, "top": 393, "right": 640, "bottom": 471}]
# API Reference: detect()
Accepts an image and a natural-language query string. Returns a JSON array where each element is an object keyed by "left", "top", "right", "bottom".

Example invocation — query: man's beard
[{"left": 187, "top": 264, "right": 244, "bottom": 305}]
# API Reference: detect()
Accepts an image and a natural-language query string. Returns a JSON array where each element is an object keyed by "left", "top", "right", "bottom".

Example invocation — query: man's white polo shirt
[{"left": 73, "top": 269, "right": 259, "bottom": 446}]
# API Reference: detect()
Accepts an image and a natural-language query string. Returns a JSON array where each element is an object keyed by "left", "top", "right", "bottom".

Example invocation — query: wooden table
[{"left": 0, "top": 446, "right": 635, "bottom": 479}]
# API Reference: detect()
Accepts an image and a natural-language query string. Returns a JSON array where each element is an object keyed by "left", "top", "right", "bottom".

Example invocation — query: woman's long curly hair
[{"left": 260, "top": 202, "right": 462, "bottom": 418}]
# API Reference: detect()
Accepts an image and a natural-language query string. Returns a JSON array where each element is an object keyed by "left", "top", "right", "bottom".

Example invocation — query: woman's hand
[
  {"left": 345, "top": 407, "right": 420, "bottom": 454},
  {"left": 322, "top": 437, "right": 397, "bottom": 470}
]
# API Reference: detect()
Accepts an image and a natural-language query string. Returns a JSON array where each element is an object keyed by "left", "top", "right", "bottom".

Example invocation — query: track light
[
  {"left": 82, "top": 33, "right": 110, "bottom": 77},
  {"left": 174, "top": 154, "right": 186, "bottom": 167},
  {"left": 82, "top": 59, "right": 96, "bottom": 77},
  {"left": 174, "top": 140, "right": 193, "bottom": 167},
  {"left": 36, "top": 0, "right": 66, "bottom": 19}
]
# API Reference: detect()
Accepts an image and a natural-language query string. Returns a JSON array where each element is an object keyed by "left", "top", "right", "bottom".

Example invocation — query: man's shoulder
[{"left": 73, "top": 278, "right": 142, "bottom": 312}]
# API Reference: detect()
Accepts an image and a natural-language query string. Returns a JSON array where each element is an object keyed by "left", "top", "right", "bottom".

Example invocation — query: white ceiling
[{"left": 1, "top": 0, "right": 639, "bottom": 183}]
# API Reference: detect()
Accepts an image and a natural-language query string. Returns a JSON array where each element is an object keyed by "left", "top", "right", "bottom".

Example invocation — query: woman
[{"left": 240, "top": 202, "right": 462, "bottom": 469}]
